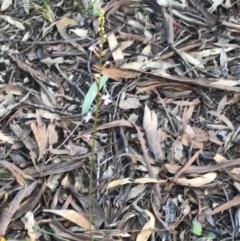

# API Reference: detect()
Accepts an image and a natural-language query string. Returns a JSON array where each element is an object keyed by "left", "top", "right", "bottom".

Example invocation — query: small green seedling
[{"left": 191, "top": 219, "right": 202, "bottom": 236}]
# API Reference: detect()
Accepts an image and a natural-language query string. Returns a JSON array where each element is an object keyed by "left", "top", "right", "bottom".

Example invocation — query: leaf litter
[{"left": 1, "top": 0, "right": 240, "bottom": 240}]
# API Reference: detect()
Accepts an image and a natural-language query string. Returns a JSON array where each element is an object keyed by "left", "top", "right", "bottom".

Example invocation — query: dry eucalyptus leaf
[
  {"left": 119, "top": 91, "right": 140, "bottom": 109},
  {"left": 107, "top": 177, "right": 163, "bottom": 189},
  {"left": 176, "top": 172, "right": 217, "bottom": 187},
  {"left": 24, "top": 211, "right": 36, "bottom": 241},
  {"left": 22, "top": 0, "right": 29, "bottom": 14},
  {"left": 0, "top": 131, "right": 14, "bottom": 144},
  {"left": 107, "top": 32, "right": 124, "bottom": 61},
  {"left": 1, "top": 0, "right": 12, "bottom": 11},
  {"left": 43, "top": 209, "right": 95, "bottom": 230},
  {"left": 172, "top": 139, "right": 183, "bottom": 162},
  {"left": 143, "top": 105, "right": 163, "bottom": 161},
  {"left": 47, "top": 122, "right": 58, "bottom": 146},
  {"left": 0, "top": 15, "right": 25, "bottom": 30},
  {"left": 70, "top": 28, "right": 88, "bottom": 37},
  {"left": 30, "top": 110, "right": 48, "bottom": 161},
  {"left": 136, "top": 210, "right": 155, "bottom": 241}
]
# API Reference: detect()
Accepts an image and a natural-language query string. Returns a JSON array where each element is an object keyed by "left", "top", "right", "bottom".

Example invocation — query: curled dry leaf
[
  {"left": 43, "top": 209, "right": 95, "bottom": 231},
  {"left": 176, "top": 172, "right": 217, "bottom": 187},
  {"left": 136, "top": 210, "right": 155, "bottom": 241}
]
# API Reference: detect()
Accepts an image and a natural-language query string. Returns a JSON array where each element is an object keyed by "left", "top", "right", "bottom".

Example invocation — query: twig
[{"left": 0, "top": 37, "right": 93, "bottom": 45}]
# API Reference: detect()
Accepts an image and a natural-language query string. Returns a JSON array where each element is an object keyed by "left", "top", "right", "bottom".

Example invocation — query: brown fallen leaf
[
  {"left": 43, "top": 209, "right": 95, "bottom": 231},
  {"left": 75, "top": 119, "right": 133, "bottom": 139},
  {"left": 135, "top": 124, "right": 161, "bottom": 209},
  {"left": 94, "top": 65, "right": 139, "bottom": 79},
  {"left": 56, "top": 17, "right": 84, "bottom": 52},
  {"left": 214, "top": 153, "right": 240, "bottom": 181},
  {"left": 0, "top": 160, "right": 32, "bottom": 186},
  {"left": 143, "top": 105, "right": 163, "bottom": 161},
  {"left": 0, "top": 186, "right": 27, "bottom": 236},
  {"left": 210, "top": 196, "right": 240, "bottom": 216},
  {"left": 30, "top": 110, "right": 48, "bottom": 161}
]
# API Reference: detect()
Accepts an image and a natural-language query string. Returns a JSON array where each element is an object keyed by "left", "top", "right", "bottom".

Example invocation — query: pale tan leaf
[
  {"left": 121, "top": 61, "right": 145, "bottom": 70},
  {"left": 0, "top": 131, "right": 14, "bottom": 144},
  {"left": 1, "top": 0, "right": 12, "bottom": 11},
  {"left": 22, "top": 31, "right": 30, "bottom": 41},
  {"left": 214, "top": 154, "right": 240, "bottom": 181},
  {"left": 181, "top": 52, "right": 204, "bottom": 68},
  {"left": 233, "top": 182, "right": 240, "bottom": 192},
  {"left": 172, "top": 139, "right": 183, "bottom": 162},
  {"left": 107, "top": 178, "right": 163, "bottom": 189},
  {"left": 119, "top": 91, "right": 140, "bottom": 109},
  {"left": 41, "top": 57, "right": 64, "bottom": 66},
  {"left": 181, "top": 134, "right": 204, "bottom": 149},
  {"left": 24, "top": 211, "right": 36, "bottom": 241},
  {"left": 107, "top": 32, "right": 124, "bottom": 61},
  {"left": 47, "top": 122, "right": 58, "bottom": 146},
  {"left": 176, "top": 172, "right": 217, "bottom": 187},
  {"left": 120, "top": 40, "right": 134, "bottom": 50},
  {"left": 22, "top": 0, "right": 29, "bottom": 14},
  {"left": 0, "top": 15, "right": 25, "bottom": 30},
  {"left": 126, "top": 184, "right": 146, "bottom": 201},
  {"left": 211, "top": 79, "right": 239, "bottom": 87},
  {"left": 209, "top": 111, "right": 234, "bottom": 130},
  {"left": 217, "top": 95, "right": 227, "bottom": 113},
  {"left": 56, "top": 18, "right": 83, "bottom": 52},
  {"left": 208, "top": 131, "right": 223, "bottom": 145},
  {"left": 136, "top": 210, "right": 155, "bottom": 241},
  {"left": 143, "top": 105, "right": 163, "bottom": 160},
  {"left": 138, "top": 44, "right": 151, "bottom": 62},
  {"left": 127, "top": 19, "right": 145, "bottom": 29},
  {"left": 43, "top": 209, "right": 95, "bottom": 230},
  {"left": 70, "top": 28, "right": 88, "bottom": 37}
]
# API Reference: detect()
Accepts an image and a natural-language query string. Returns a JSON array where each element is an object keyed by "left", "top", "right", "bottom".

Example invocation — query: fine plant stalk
[{"left": 88, "top": 9, "right": 105, "bottom": 240}]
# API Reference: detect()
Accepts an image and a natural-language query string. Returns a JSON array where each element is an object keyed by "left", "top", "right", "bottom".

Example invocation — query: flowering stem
[{"left": 88, "top": 9, "right": 105, "bottom": 241}]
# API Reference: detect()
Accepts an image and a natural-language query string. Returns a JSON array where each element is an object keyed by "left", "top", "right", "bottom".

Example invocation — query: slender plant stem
[{"left": 88, "top": 9, "right": 105, "bottom": 241}]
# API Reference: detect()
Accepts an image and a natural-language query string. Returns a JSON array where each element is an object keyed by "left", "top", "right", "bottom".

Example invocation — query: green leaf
[
  {"left": 207, "top": 232, "right": 217, "bottom": 239},
  {"left": 81, "top": 75, "right": 109, "bottom": 115},
  {"left": 191, "top": 219, "right": 202, "bottom": 236}
]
